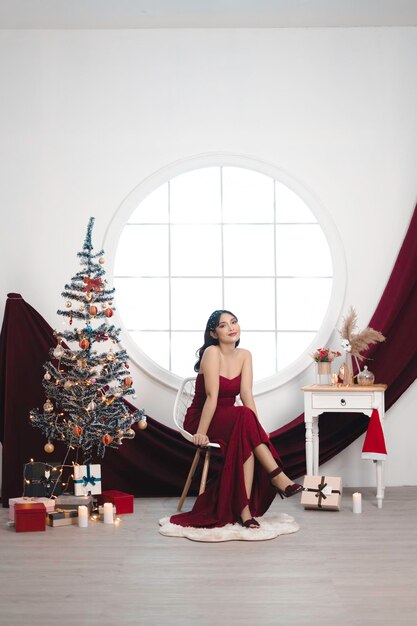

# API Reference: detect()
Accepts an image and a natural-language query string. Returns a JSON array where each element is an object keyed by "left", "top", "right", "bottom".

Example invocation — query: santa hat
[{"left": 362, "top": 409, "right": 387, "bottom": 461}]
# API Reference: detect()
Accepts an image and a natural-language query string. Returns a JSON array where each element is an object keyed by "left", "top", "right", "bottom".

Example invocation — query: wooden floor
[{"left": 1, "top": 487, "right": 416, "bottom": 626}]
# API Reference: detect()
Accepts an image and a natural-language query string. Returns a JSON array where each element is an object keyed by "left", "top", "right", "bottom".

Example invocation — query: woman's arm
[
  {"left": 193, "top": 347, "right": 220, "bottom": 446},
  {"left": 240, "top": 350, "right": 270, "bottom": 437},
  {"left": 239, "top": 350, "right": 258, "bottom": 415}
]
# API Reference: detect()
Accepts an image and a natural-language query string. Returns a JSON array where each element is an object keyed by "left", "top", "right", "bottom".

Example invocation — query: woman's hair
[{"left": 194, "top": 309, "right": 240, "bottom": 372}]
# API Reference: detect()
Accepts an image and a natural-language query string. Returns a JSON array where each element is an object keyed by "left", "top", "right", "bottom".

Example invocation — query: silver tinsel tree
[{"left": 29, "top": 217, "right": 146, "bottom": 462}]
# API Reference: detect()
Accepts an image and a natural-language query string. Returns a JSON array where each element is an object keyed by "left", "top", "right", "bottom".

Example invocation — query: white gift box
[
  {"left": 73, "top": 464, "right": 102, "bottom": 496},
  {"left": 9, "top": 497, "right": 55, "bottom": 522}
]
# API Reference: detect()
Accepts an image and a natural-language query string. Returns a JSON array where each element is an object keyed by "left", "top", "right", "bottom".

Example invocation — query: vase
[{"left": 315, "top": 361, "right": 331, "bottom": 385}]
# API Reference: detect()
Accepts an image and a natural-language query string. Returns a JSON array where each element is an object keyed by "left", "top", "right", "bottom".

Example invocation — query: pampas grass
[{"left": 339, "top": 306, "right": 385, "bottom": 360}]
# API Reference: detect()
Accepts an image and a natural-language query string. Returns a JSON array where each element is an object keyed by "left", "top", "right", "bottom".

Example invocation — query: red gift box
[
  {"left": 97, "top": 490, "right": 134, "bottom": 514},
  {"left": 15, "top": 503, "right": 46, "bottom": 532}
]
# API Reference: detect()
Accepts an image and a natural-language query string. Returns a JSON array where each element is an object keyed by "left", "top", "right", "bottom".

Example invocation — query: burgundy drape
[{"left": 1, "top": 206, "right": 416, "bottom": 503}]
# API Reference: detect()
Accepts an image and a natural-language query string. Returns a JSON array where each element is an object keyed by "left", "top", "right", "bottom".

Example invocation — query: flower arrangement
[
  {"left": 311, "top": 348, "right": 342, "bottom": 362},
  {"left": 339, "top": 306, "right": 385, "bottom": 360}
]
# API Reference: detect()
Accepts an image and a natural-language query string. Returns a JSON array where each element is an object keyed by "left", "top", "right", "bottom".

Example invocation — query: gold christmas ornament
[
  {"left": 64, "top": 380, "right": 73, "bottom": 390},
  {"left": 138, "top": 418, "right": 148, "bottom": 430},
  {"left": 44, "top": 442, "right": 55, "bottom": 453},
  {"left": 99, "top": 257, "right": 105, "bottom": 264},
  {"left": 66, "top": 301, "right": 72, "bottom": 308},
  {"left": 44, "top": 371, "right": 52, "bottom": 381},
  {"left": 53, "top": 345, "right": 65, "bottom": 359},
  {"left": 43, "top": 399, "right": 54, "bottom": 413},
  {"left": 85, "top": 293, "right": 93, "bottom": 302}
]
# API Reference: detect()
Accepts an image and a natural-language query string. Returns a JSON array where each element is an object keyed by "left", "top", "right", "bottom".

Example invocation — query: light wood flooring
[{"left": 1, "top": 487, "right": 416, "bottom": 626}]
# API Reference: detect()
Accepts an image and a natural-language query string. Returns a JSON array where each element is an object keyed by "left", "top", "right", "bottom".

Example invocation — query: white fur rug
[{"left": 158, "top": 513, "right": 299, "bottom": 542}]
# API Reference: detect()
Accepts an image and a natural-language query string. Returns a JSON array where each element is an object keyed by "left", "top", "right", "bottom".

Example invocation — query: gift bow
[
  {"left": 305, "top": 476, "right": 341, "bottom": 508},
  {"left": 83, "top": 277, "right": 103, "bottom": 293},
  {"left": 75, "top": 465, "right": 101, "bottom": 489}
]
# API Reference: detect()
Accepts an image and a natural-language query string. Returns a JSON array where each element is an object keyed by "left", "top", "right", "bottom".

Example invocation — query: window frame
[{"left": 104, "top": 153, "right": 346, "bottom": 393}]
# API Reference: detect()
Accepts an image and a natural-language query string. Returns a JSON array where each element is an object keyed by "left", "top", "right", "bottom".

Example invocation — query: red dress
[{"left": 170, "top": 374, "right": 282, "bottom": 528}]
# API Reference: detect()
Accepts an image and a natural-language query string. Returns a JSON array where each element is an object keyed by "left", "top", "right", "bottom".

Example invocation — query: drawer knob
[{"left": 340, "top": 398, "right": 346, "bottom": 406}]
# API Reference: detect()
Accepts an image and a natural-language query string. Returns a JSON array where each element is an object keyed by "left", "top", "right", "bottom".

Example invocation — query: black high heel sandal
[
  {"left": 239, "top": 517, "right": 260, "bottom": 529},
  {"left": 269, "top": 467, "right": 304, "bottom": 499}
]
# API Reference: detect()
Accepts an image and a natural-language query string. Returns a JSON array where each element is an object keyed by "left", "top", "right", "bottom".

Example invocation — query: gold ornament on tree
[{"left": 338, "top": 306, "right": 385, "bottom": 385}]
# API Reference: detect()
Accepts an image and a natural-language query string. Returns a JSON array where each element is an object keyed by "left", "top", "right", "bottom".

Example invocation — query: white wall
[{"left": 0, "top": 28, "right": 416, "bottom": 487}]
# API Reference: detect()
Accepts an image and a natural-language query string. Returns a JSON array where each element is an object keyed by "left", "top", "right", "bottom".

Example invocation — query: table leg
[
  {"left": 305, "top": 414, "right": 313, "bottom": 475},
  {"left": 376, "top": 460, "right": 384, "bottom": 509},
  {"left": 313, "top": 416, "right": 319, "bottom": 475}
]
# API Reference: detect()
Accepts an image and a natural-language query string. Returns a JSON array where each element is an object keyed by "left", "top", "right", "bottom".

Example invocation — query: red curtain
[{"left": 1, "top": 206, "right": 416, "bottom": 502}]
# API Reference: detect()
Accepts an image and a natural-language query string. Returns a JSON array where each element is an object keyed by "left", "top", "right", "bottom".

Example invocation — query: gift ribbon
[
  {"left": 305, "top": 476, "right": 341, "bottom": 509},
  {"left": 74, "top": 465, "right": 101, "bottom": 489}
]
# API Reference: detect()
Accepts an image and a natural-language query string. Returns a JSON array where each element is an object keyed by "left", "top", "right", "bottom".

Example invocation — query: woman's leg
[
  {"left": 240, "top": 452, "right": 255, "bottom": 522},
  {"left": 253, "top": 443, "right": 295, "bottom": 491}
]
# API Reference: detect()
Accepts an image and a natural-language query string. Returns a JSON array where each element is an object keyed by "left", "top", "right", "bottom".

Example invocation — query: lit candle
[
  {"left": 78, "top": 505, "right": 88, "bottom": 527},
  {"left": 352, "top": 492, "right": 362, "bottom": 514},
  {"left": 103, "top": 502, "right": 114, "bottom": 524}
]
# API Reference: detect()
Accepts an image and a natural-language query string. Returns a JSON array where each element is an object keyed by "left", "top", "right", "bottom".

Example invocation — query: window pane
[
  {"left": 170, "top": 168, "right": 221, "bottom": 223},
  {"left": 128, "top": 184, "right": 169, "bottom": 224},
  {"left": 171, "top": 225, "right": 222, "bottom": 276},
  {"left": 223, "top": 167, "right": 274, "bottom": 223},
  {"left": 130, "top": 331, "right": 170, "bottom": 371},
  {"left": 275, "top": 182, "right": 316, "bottom": 223},
  {"left": 276, "top": 278, "right": 332, "bottom": 330},
  {"left": 114, "top": 225, "right": 169, "bottom": 276},
  {"left": 171, "top": 278, "right": 222, "bottom": 330},
  {"left": 224, "top": 278, "right": 275, "bottom": 329},
  {"left": 114, "top": 277, "right": 169, "bottom": 329},
  {"left": 243, "top": 332, "right": 276, "bottom": 381},
  {"left": 115, "top": 164, "right": 337, "bottom": 381},
  {"left": 276, "top": 225, "right": 332, "bottom": 276},
  {"left": 277, "top": 332, "right": 316, "bottom": 369},
  {"left": 223, "top": 225, "right": 275, "bottom": 276},
  {"left": 171, "top": 332, "right": 203, "bottom": 378}
]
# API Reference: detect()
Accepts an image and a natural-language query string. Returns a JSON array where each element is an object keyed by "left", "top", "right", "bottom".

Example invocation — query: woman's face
[{"left": 212, "top": 313, "right": 240, "bottom": 344}]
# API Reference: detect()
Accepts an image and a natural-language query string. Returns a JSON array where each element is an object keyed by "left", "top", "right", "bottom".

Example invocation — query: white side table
[{"left": 302, "top": 384, "right": 387, "bottom": 509}]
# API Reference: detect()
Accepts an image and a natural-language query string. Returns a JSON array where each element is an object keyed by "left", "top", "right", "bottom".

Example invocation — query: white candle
[
  {"left": 352, "top": 492, "right": 362, "bottom": 514},
  {"left": 103, "top": 502, "right": 114, "bottom": 524},
  {"left": 78, "top": 505, "right": 88, "bottom": 527}
]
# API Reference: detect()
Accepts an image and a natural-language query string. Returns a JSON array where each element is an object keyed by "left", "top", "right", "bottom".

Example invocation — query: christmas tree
[{"left": 29, "top": 217, "right": 146, "bottom": 462}]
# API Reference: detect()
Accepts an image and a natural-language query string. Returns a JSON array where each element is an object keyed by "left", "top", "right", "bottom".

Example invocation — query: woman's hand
[{"left": 193, "top": 432, "right": 210, "bottom": 447}]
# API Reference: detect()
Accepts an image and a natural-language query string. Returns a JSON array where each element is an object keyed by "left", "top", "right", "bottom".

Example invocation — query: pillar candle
[
  {"left": 352, "top": 492, "right": 362, "bottom": 514},
  {"left": 103, "top": 502, "right": 114, "bottom": 524},
  {"left": 78, "top": 505, "right": 88, "bottom": 527}
]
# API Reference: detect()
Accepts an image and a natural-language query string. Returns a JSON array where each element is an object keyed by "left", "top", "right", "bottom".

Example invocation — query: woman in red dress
[{"left": 170, "top": 310, "right": 303, "bottom": 529}]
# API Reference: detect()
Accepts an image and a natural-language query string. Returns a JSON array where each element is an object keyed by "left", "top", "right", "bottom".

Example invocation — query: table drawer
[{"left": 312, "top": 393, "right": 373, "bottom": 409}]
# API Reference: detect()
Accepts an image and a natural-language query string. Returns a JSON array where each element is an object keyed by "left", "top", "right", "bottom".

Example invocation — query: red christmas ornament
[
  {"left": 73, "top": 425, "right": 83, "bottom": 437},
  {"left": 102, "top": 434, "right": 113, "bottom": 445},
  {"left": 88, "top": 305, "right": 98, "bottom": 316},
  {"left": 104, "top": 307, "right": 113, "bottom": 318},
  {"left": 79, "top": 338, "right": 90, "bottom": 350},
  {"left": 123, "top": 376, "right": 133, "bottom": 388}
]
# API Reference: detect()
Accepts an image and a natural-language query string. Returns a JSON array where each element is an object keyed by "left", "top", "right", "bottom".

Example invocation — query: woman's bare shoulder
[
  {"left": 200, "top": 345, "right": 221, "bottom": 366},
  {"left": 237, "top": 347, "right": 252, "bottom": 359}
]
